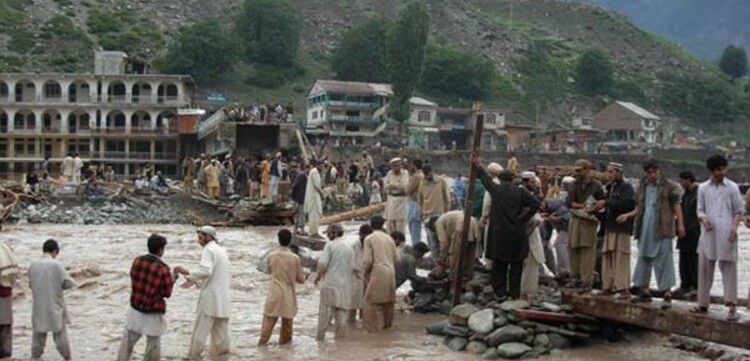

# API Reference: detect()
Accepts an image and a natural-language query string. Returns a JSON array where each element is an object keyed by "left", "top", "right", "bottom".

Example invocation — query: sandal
[
  {"left": 727, "top": 305, "right": 740, "bottom": 322},
  {"left": 689, "top": 306, "right": 708, "bottom": 314}
]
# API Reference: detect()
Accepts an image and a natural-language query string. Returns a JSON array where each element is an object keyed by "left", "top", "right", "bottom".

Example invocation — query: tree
[
  {"left": 719, "top": 45, "right": 748, "bottom": 82},
  {"left": 161, "top": 19, "right": 240, "bottom": 83},
  {"left": 420, "top": 43, "right": 495, "bottom": 101},
  {"left": 331, "top": 17, "right": 390, "bottom": 83},
  {"left": 386, "top": 0, "right": 430, "bottom": 123},
  {"left": 235, "top": 0, "right": 300, "bottom": 68},
  {"left": 575, "top": 49, "right": 613, "bottom": 95}
]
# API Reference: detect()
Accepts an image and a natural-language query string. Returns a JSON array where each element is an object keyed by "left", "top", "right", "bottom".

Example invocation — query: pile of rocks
[
  {"left": 668, "top": 335, "right": 748, "bottom": 361},
  {"left": 426, "top": 298, "right": 594, "bottom": 359},
  {"left": 11, "top": 196, "right": 226, "bottom": 225}
]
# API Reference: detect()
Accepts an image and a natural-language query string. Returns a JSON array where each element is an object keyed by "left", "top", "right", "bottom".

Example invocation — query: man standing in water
[
  {"left": 259, "top": 229, "right": 307, "bottom": 346},
  {"left": 175, "top": 226, "right": 231, "bottom": 359},
  {"left": 618, "top": 160, "right": 685, "bottom": 308},
  {"left": 693, "top": 155, "right": 743, "bottom": 320},
  {"left": 117, "top": 234, "right": 176, "bottom": 361},
  {"left": 315, "top": 223, "right": 357, "bottom": 341},
  {"left": 29, "top": 239, "right": 75, "bottom": 360},
  {"left": 362, "top": 216, "right": 399, "bottom": 332},
  {"left": 384, "top": 158, "right": 410, "bottom": 234},
  {"left": 0, "top": 238, "right": 18, "bottom": 358}
]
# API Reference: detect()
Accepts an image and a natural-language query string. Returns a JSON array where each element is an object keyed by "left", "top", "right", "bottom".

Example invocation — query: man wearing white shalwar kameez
[
  {"left": 73, "top": 154, "right": 83, "bottom": 184},
  {"left": 694, "top": 155, "right": 743, "bottom": 320},
  {"left": 315, "top": 224, "right": 359, "bottom": 340},
  {"left": 29, "top": 239, "right": 75, "bottom": 360},
  {"left": 176, "top": 226, "right": 231, "bottom": 359},
  {"left": 521, "top": 215, "right": 545, "bottom": 298},
  {"left": 384, "top": 158, "right": 409, "bottom": 234},
  {"left": 63, "top": 155, "right": 74, "bottom": 182},
  {"left": 0, "top": 241, "right": 18, "bottom": 358},
  {"left": 305, "top": 162, "right": 324, "bottom": 238}
]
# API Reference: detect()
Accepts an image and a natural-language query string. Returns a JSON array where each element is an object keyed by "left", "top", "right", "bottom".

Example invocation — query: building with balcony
[
  {"left": 0, "top": 51, "right": 195, "bottom": 179},
  {"left": 305, "top": 80, "right": 392, "bottom": 138},
  {"left": 592, "top": 101, "right": 662, "bottom": 144},
  {"left": 435, "top": 107, "right": 506, "bottom": 150}
]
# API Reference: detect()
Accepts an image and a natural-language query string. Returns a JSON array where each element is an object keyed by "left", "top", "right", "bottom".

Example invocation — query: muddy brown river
[{"left": 1, "top": 224, "right": 739, "bottom": 360}]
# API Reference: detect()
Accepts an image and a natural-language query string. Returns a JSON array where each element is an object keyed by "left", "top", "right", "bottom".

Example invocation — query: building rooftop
[
  {"left": 310, "top": 80, "right": 393, "bottom": 96},
  {"left": 409, "top": 96, "right": 438, "bottom": 107},
  {"left": 615, "top": 101, "right": 660, "bottom": 120}
]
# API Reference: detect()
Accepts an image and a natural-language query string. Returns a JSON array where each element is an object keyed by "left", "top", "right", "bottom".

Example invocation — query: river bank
[{"left": 0, "top": 223, "right": 740, "bottom": 360}]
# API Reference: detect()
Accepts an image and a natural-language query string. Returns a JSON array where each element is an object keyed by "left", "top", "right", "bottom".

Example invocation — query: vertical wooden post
[{"left": 451, "top": 111, "right": 484, "bottom": 306}]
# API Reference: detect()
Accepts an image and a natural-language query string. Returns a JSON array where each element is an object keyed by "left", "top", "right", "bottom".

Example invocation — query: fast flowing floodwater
[{"left": 0, "top": 224, "right": 724, "bottom": 361}]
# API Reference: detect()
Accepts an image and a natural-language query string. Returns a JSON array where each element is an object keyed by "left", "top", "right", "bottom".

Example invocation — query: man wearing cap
[
  {"left": 270, "top": 153, "right": 284, "bottom": 202},
  {"left": 384, "top": 158, "right": 410, "bottom": 235},
  {"left": 600, "top": 162, "right": 636, "bottom": 298},
  {"left": 204, "top": 160, "right": 220, "bottom": 199},
  {"left": 541, "top": 194, "right": 571, "bottom": 277},
  {"left": 291, "top": 163, "right": 309, "bottom": 236},
  {"left": 472, "top": 153, "right": 540, "bottom": 299},
  {"left": 305, "top": 161, "right": 324, "bottom": 238},
  {"left": 362, "top": 216, "right": 399, "bottom": 332},
  {"left": 567, "top": 159, "right": 606, "bottom": 291},
  {"left": 175, "top": 226, "right": 231, "bottom": 358},
  {"left": 259, "top": 229, "right": 307, "bottom": 346},
  {"left": 406, "top": 160, "right": 425, "bottom": 246},
  {"left": 314, "top": 223, "right": 358, "bottom": 341},
  {"left": 480, "top": 163, "right": 503, "bottom": 264},
  {"left": 617, "top": 159, "right": 685, "bottom": 308}
]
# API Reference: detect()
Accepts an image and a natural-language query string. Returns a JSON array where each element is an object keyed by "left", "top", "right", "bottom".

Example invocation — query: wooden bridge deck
[{"left": 563, "top": 292, "right": 750, "bottom": 349}]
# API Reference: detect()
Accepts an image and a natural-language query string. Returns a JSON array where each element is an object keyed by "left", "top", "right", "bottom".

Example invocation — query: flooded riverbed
[{"left": 0, "top": 224, "right": 730, "bottom": 360}]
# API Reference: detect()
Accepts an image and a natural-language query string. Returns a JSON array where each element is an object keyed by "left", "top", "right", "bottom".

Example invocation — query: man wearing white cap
[
  {"left": 305, "top": 160, "right": 324, "bottom": 238},
  {"left": 480, "top": 162, "right": 504, "bottom": 264},
  {"left": 519, "top": 171, "right": 545, "bottom": 298},
  {"left": 174, "top": 226, "right": 231, "bottom": 359},
  {"left": 384, "top": 158, "right": 410, "bottom": 234}
]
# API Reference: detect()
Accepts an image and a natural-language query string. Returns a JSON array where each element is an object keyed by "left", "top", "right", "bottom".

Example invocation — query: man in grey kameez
[
  {"left": 28, "top": 239, "right": 75, "bottom": 360},
  {"left": 694, "top": 155, "right": 743, "bottom": 320},
  {"left": 618, "top": 160, "right": 685, "bottom": 307},
  {"left": 315, "top": 223, "right": 358, "bottom": 340}
]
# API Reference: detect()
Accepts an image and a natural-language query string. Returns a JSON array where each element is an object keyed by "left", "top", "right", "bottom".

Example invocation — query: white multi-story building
[{"left": 0, "top": 51, "right": 195, "bottom": 179}]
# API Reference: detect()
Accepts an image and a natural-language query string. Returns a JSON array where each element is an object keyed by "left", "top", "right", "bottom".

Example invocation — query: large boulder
[
  {"left": 487, "top": 325, "right": 529, "bottom": 347},
  {"left": 448, "top": 337, "right": 469, "bottom": 352},
  {"left": 496, "top": 342, "right": 533, "bottom": 359},
  {"left": 425, "top": 320, "right": 450, "bottom": 336},
  {"left": 450, "top": 304, "right": 480, "bottom": 326},
  {"left": 466, "top": 341, "right": 489, "bottom": 355},
  {"left": 499, "top": 300, "right": 530, "bottom": 312},
  {"left": 482, "top": 348, "right": 500, "bottom": 360},
  {"left": 468, "top": 309, "right": 495, "bottom": 334},
  {"left": 443, "top": 325, "right": 471, "bottom": 338}
]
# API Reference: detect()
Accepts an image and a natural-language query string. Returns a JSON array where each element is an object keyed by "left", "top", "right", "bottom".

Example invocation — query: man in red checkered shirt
[{"left": 117, "top": 234, "right": 177, "bottom": 361}]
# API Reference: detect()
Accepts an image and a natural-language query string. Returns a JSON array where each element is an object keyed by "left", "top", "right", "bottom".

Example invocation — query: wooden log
[
  {"left": 512, "top": 309, "right": 579, "bottom": 324},
  {"left": 320, "top": 202, "right": 385, "bottom": 225},
  {"left": 563, "top": 291, "right": 750, "bottom": 349},
  {"left": 292, "top": 234, "right": 327, "bottom": 251}
]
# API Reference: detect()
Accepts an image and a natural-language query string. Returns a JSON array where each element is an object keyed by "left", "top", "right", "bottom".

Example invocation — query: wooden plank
[
  {"left": 452, "top": 113, "right": 484, "bottom": 306},
  {"left": 292, "top": 234, "right": 327, "bottom": 251},
  {"left": 320, "top": 203, "right": 385, "bottom": 225},
  {"left": 563, "top": 292, "right": 750, "bottom": 349}
]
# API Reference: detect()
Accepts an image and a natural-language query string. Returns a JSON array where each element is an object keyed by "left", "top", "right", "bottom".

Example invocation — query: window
[
  {"left": 312, "top": 111, "right": 318, "bottom": 119},
  {"left": 486, "top": 114, "right": 497, "bottom": 124},
  {"left": 418, "top": 111, "right": 431, "bottom": 123}
]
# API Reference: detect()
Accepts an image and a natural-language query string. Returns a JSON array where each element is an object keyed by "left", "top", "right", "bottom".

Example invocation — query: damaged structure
[{"left": 0, "top": 50, "right": 198, "bottom": 179}]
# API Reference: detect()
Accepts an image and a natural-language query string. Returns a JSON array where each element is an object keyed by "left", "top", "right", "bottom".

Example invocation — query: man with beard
[
  {"left": 406, "top": 160, "right": 425, "bottom": 246},
  {"left": 617, "top": 160, "right": 685, "bottom": 309},
  {"left": 419, "top": 165, "right": 450, "bottom": 254},
  {"left": 473, "top": 153, "right": 540, "bottom": 299},
  {"left": 567, "top": 159, "right": 606, "bottom": 291},
  {"left": 600, "top": 162, "right": 636, "bottom": 298},
  {"left": 384, "top": 158, "right": 410, "bottom": 234},
  {"left": 315, "top": 224, "right": 357, "bottom": 341},
  {"left": 305, "top": 161, "right": 324, "bottom": 238}
]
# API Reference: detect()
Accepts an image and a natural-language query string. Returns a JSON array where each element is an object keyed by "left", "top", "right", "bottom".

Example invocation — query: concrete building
[
  {"left": 0, "top": 51, "right": 195, "bottom": 179},
  {"left": 407, "top": 97, "right": 439, "bottom": 148},
  {"left": 592, "top": 101, "right": 662, "bottom": 144},
  {"left": 305, "top": 80, "right": 392, "bottom": 138}
]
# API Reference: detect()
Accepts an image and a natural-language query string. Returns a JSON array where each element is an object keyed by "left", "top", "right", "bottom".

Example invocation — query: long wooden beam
[{"left": 563, "top": 292, "right": 750, "bottom": 349}]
